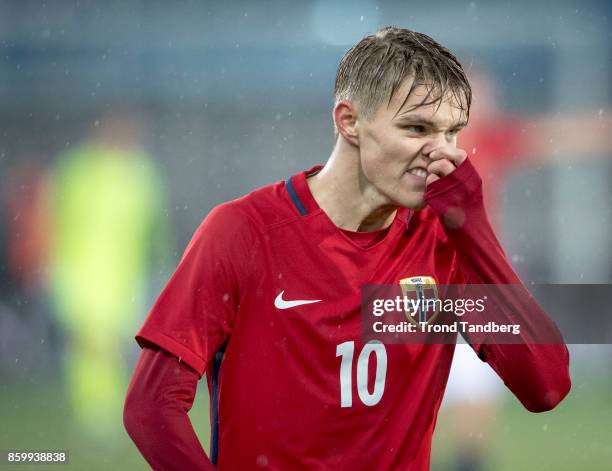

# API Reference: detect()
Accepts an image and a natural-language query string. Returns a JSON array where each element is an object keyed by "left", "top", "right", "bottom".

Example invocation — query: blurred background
[{"left": 0, "top": 0, "right": 611, "bottom": 470}]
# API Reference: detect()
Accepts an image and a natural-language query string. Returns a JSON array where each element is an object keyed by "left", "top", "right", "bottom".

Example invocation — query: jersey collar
[{"left": 285, "top": 165, "right": 412, "bottom": 233}]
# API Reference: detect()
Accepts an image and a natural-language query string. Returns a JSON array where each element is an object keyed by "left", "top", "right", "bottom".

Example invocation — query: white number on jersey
[{"left": 336, "top": 340, "right": 387, "bottom": 408}]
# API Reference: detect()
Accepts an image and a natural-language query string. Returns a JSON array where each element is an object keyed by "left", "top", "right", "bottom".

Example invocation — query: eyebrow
[{"left": 395, "top": 114, "right": 468, "bottom": 129}]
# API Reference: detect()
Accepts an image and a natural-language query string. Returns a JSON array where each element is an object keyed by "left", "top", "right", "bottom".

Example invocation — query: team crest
[{"left": 399, "top": 276, "right": 440, "bottom": 327}]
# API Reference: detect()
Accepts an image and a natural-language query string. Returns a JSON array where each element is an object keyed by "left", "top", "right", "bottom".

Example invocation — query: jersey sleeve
[
  {"left": 135, "top": 202, "right": 256, "bottom": 377},
  {"left": 124, "top": 346, "right": 217, "bottom": 470},
  {"left": 425, "top": 158, "right": 571, "bottom": 412}
]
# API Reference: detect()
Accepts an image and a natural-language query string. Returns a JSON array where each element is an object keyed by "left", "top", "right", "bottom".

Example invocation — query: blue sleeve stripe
[{"left": 210, "top": 341, "right": 227, "bottom": 466}]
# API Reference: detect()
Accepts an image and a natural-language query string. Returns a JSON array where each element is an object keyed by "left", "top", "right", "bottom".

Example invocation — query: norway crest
[{"left": 399, "top": 276, "right": 440, "bottom": 326}]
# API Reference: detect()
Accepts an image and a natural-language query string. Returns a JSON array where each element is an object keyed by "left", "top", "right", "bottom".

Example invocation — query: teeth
[{"left": 409, "top": 168, "right": 428, "bottom": 179}]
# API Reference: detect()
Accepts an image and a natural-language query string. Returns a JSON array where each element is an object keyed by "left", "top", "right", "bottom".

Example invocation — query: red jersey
[{"left": 135, "top": 159, "right": 570, "bottom": 470}]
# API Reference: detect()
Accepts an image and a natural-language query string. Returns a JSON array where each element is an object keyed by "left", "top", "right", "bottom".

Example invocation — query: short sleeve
[{"left": 135, "top": 202, "right": 256, "bottom": 377}]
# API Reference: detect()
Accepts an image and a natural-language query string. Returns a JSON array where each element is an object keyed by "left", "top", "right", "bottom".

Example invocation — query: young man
[{"left": 124, "top": 27, "right": 571, "bottom": 470}]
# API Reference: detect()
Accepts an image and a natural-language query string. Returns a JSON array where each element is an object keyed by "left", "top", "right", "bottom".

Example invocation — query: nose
[{"left": 421, "top": 132, "right": 450, "bottom": 156}]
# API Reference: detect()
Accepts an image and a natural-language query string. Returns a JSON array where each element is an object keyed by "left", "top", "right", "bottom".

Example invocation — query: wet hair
[{"left": 333, "top": 26, "right": 471, "bottom": 136}]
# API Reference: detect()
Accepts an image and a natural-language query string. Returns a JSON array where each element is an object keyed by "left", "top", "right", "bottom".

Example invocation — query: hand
[{"left": 422, "top": 144, "right": 468, "bottom": 186}]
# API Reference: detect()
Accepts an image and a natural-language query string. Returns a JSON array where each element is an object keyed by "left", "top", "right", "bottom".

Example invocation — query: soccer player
[{"left": 123, "top": 27, "right": 571, "bottom": 470}]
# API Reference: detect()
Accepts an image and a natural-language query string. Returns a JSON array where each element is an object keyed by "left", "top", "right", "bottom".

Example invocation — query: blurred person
[
  {"left": 442, "top": 68, "right": 612, "bottom": 471},
  {"left": 461, "top": 68, "right": 612, "bottom": 230},
  {"left": 49, "top": 110, "right": 171, "bottom": 442},
  {"left": 3, "top": 159, "right": 52, "bottom": 296},
  {"left": 0, "top": 157, "right": 55, "bottom": 376},
  {"left": 441, "top": 343, "right": 503, "bottom": 471},
  {"left": 124, "top": 27, "right": 570, "bottom": 471}
]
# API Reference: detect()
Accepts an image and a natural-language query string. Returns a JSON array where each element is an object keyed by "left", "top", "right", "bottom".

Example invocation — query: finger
[
  {"left": 427, "top": 158, "right": 456, "bottom": 178},
  {"left": 428, "top": 147, "right": 467, "bottom": 167},
  {"left": 426, "top": 173, "right": 440, "bottom": 185}
]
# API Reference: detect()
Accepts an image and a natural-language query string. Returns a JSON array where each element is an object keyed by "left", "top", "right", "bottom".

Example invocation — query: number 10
[{"left": 336, "top": 340, "right": 387, "bottom": 408}]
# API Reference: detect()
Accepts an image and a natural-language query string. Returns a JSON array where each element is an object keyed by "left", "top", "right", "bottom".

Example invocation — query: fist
[{"left": 422, "top": 144, "right": 468, "bottom": 186}]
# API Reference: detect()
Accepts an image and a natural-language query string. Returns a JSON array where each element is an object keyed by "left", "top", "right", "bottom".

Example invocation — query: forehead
[{"left": 383, "top": 78, "right": 467, "bottom": 126}]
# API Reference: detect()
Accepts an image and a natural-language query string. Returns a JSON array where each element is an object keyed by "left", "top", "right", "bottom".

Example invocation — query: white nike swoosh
[{"left": 274, "top": 291, "right": 322, "bottom": 309}]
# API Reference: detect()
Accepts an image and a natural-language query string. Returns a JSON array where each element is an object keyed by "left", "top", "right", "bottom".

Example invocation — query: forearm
[
  {"left": 124, "top": 346, "right": 216, "bottom": 470},
  {"left": 425, "top": 158, "right": 571, "bottom": 412}
]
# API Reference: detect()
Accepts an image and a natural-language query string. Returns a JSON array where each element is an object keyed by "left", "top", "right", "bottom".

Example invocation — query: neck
[{"left": 307, "top": 140, "right": 397, "bottom": 232}]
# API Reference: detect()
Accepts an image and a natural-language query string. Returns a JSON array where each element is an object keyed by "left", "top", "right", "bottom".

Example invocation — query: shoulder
[
  {"left": 187, "top": 177, "right": 298, "bottom": 257},
  {"left": 201, "top": 177, "right": 299, "bottom": 234}
]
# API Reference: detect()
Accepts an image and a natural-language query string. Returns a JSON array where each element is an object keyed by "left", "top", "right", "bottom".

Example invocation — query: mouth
[
  {"left": 406, "top": 167, "right": 428, "bottom": 180},
  {"left": 402, "top": 166, "right": 428, "bottom": 192}
]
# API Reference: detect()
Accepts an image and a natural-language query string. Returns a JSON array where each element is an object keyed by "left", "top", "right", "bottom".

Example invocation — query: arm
[
  {"left": 125, "top": 202, "right": 256, "bottom": 467},
  {"left": 124, "top": 345, "right": 216, "bottom": 470},
  {"left": 425, "top": 156, "right": 571, "bottom": 412}
]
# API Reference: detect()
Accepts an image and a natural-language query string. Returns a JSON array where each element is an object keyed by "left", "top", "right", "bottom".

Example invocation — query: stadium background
[{"left": 0, "top": 0, "right": 610, "bottom": 469}]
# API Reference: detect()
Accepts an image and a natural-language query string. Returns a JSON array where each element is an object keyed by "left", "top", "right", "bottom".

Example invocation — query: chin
[
  {"left": 395, "top": 191, "right": 426, "bottom": 210},
  {"left": 411, "top": 199, "right": 427, "bottom": 210},
  {"left": 381, "top": 184, "right": 426, "bottom": 210}
]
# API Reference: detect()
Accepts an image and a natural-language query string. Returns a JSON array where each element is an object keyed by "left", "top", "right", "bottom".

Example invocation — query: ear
[{"left": 333, "top": 100, "right": 360, "bottom": 146}]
